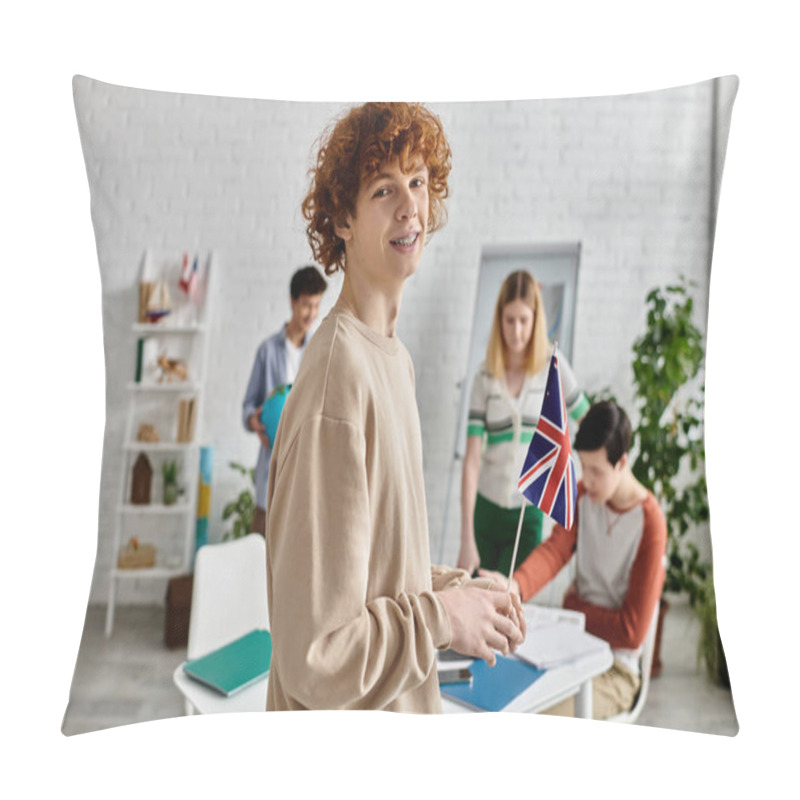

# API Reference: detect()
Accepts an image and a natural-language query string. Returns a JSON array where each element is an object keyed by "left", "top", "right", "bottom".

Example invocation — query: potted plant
[
  {"left": 629, "top": 277, "right": 715, "bottom": 676},
  {"left": 695, "top": 571, "right": 731, "bottom": 688},
  {"left": 222, "top": 462, "right": 256, "bottom": 540},
  {"left": 162, "top": 459, "right": 181, "bottom": 505}
]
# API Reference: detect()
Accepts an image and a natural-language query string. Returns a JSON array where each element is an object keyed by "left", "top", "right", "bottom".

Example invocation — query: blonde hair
[{"left": 485, "top": 270, "right": 549, "bottom": 379}]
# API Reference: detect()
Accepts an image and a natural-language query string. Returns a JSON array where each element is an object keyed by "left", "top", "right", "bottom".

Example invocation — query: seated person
[{"left": 482, "top": 400, "right": 667, "bottom": 719}]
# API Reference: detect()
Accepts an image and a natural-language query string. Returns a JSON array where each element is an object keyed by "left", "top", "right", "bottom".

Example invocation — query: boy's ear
[
  {"left": 334, "top": 216, "right": 352, "bottom": 242},
  {"left": 616, "top": 452, "right": 628, "bottom": 471}
]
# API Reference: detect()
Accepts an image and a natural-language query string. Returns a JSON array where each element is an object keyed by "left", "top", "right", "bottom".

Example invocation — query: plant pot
[
  {"left": 650, "top": 597, "right": 670, "bottom": 678},
  {"left": 163, "top": 481, "right": 179, "bottom": 505},
  {"left": 715, "top": 628, "right": 731, "bottom": 689}
]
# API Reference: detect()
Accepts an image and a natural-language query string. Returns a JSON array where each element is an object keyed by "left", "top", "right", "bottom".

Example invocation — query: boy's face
[
  {"left": 578, "top": 447, "right": 626, "bottom": 506},
  {"left": 335, "top": 157, "right": 429, "bottom": 287},
  {"left": 290, "top": 292, "right": 323, "bottom": 335}
]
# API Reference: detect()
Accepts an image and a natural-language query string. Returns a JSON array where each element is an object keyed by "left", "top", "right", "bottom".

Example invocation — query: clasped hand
[{"left": 437, "top": 585, "right": 526, "bottom": 667}]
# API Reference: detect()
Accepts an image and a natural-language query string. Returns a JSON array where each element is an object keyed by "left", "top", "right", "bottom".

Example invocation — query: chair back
[
  {"left": 608, "top": 601, "right": 660, "bottom": 724},
  {"left": 187, "top": 533, "right": 269, "bottom": 660}
]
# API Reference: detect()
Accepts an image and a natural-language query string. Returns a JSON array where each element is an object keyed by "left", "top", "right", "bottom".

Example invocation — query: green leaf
[{"left": 630, "top": 278, "right": 711, "bottom": 604}]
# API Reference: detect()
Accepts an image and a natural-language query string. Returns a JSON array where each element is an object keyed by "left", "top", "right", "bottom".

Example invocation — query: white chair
[
  {"left": 174, "top": 533, "right": 269, "bottom": 715},
  {"left": 607, "top": 602, "right": 660, "bottom": 724}
]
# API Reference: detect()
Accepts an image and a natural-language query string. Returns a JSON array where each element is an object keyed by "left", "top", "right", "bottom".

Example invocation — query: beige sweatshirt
[{"left": 265, "top": 309, "right": 457, "bottom": 712}]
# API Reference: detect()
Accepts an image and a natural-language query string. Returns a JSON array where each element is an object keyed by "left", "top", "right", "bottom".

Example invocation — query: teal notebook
[
  {"left": 183, "top": 629, "right": 272, "bottom": 696},
  {"left": 440, "top": 654, "right": 546, "bottom": 712}
]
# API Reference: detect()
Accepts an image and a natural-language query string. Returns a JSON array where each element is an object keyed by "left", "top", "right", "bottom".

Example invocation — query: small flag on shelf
[{"left": 179, "top": 252, "right": 199, "bottom": 297}]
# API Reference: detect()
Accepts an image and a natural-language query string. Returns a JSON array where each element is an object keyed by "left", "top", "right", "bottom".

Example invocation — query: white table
[
  {"left": 441, "top": 605, "right": 613, "bottom": 717},
  {"left": 440, "top": 645, "right": 612, "bottom": 717},
  {"left": 173, "top": 606, "right": 612, "bottom": 717}
]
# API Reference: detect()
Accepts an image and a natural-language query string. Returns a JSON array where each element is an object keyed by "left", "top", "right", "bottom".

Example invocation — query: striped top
[{"left": 467, "top": 348, "right": 588, "bottom": 509}]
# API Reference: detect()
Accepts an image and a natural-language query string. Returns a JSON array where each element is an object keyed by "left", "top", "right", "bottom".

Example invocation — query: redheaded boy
[{"left": 265, "top": 103, "right": 525, "bottom": 712}]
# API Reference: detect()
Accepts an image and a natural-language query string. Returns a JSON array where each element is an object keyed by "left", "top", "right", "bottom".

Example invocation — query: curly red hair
[{"left": 301, "top": 102, "right": 452, "bottom": 275}]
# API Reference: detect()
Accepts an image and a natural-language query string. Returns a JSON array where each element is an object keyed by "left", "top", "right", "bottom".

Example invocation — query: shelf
[
  {"left": 133, "top": 322, "right": 205, "bottom": 335},
  {"left": 127, "top": 381, "right": 200, "bottom": 393},
  {"left": 107, "top": 250, "right": 215, "bottom": 638},
  {"left": 125, "top": 442, "right": 195, "bottom": 452},
  {"left": 119, "top": 503, "right": 192, "bottom": 515},
  {"left": 112, "top": 566, "right": 187, "bottom": 580}
]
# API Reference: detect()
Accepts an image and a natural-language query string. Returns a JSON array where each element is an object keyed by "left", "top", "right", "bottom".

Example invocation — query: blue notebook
[
  {"left": 183, "top": 629, "right": 272, "bottom": 696},
  {"left": 441, "top": 654, "right": 546, "bottom": 712}
]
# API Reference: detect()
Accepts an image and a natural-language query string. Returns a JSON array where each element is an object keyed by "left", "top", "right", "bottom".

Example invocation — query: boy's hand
[
  {"left": 248, "top": 408, "right": 270, "bottom": 449},
  {"left": 456, "top": 538, "right": 480, "bottom": 575},
  {"left": 477, "top": 569, "right": 522, "bottom": 602},
  {"left": 437, "top": 586, "right": 524, "bottom": 667}
]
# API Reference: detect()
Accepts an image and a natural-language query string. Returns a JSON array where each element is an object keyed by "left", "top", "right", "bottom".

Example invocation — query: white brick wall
[{"left": 73, "top": 76, "right": 733, "bottom": 604}]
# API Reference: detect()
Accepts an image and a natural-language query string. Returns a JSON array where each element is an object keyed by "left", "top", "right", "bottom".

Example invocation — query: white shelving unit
[{"left": 105, "top": 250, "right": 216, "bottom": 636}]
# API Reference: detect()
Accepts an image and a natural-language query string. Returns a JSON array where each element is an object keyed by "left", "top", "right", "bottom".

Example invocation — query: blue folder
[
  {"left": 441, "top": 654, "right": 546, "bottom": 712},
  {"left": 183, "top": 629, "right": 272, "bottom": 697}
]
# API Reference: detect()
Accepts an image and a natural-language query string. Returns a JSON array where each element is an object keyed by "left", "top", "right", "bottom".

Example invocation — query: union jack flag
[
  {"left": 179, "top": 252, "right": 199, "bottom": 297},
  {"left": 517, "top": 352, "right": 577, "bottom": 530}
]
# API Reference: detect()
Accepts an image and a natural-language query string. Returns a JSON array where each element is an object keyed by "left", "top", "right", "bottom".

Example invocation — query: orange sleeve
[
  {"left": 513, "top": 500, "right": 580, "bottom": 602},
  {"left": 563, "top": 493, "right": 667, "bottom": 650}
]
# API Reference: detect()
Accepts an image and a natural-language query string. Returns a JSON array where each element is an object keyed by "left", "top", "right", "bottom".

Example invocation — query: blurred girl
[{"left": 458, "top": 270, "right": 588, "bottom": 575}]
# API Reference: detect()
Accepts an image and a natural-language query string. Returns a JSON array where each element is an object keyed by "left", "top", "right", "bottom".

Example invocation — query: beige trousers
[
  {"left": 252, "top": 507, "right": 267, "bottom": 537},
  {"left": 540, "top": 661, "right": 641, "bottom": 720}
]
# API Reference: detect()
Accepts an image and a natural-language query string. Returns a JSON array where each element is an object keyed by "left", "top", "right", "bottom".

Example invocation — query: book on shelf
[
  {"left": 135, "top": 338, "right": 144, "bottom": 383},
  {"left": 176, "top": 397, "right": 196, "bottom": 443}
]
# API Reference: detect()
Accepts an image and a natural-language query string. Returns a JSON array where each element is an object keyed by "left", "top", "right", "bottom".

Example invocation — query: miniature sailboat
[{"left": 146, "top": 276, "right": 172, "bottom": 322}]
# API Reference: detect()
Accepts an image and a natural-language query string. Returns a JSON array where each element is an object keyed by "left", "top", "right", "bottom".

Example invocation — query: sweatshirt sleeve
[
  {"left": 267, "top": 413, "right": 451, "bottom": 710},
  {"left": 562, "top": 495, "right": 667, "bottom": 650},
  {"left": 557, "top": 350, "right": 589, "bottom": 422},
  {"left": 513, "top": 520, "right": 577, "bottom": 602},
  {"left": 242, "top": 344, "right": 266, "bottom": 431}
]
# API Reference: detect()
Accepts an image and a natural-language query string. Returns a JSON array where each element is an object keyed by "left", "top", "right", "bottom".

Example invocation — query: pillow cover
[{"left": 63, "top": 75, "right": 738, "bottom": 735}]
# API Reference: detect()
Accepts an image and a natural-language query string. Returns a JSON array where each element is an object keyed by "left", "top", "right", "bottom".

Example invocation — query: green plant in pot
[
  {"left": 162, "top": 459, "right": 180, "bottom": 505},
  {"left": 222, "top": 461, "right": 256, "bottom": 540},
  {"left": 631, "top": 279, "right": 709, "bottom": 603},
  {"left": 695, "top": 571, "right": 730, "bottom": 688},
  {"left": 629, "top": 278, "right": 726, "bottom": 683}
]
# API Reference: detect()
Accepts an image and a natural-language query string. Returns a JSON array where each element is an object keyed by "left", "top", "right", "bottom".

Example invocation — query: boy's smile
[
  {"left": 290, "top": 293, "right": 322, "bottom": 335},
  {"left": 335, "top": 157, "right": 429, "bottom": 287}
]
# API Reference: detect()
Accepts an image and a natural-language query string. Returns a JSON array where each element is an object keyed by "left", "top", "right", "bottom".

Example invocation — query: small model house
[{"left": 130, "top": 453, "right": 153, "bottom": 505}]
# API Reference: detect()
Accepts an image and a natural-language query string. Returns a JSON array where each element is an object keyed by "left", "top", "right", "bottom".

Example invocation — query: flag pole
[{"left": 506, "top": 500, "right": 526, "bottom": 595}]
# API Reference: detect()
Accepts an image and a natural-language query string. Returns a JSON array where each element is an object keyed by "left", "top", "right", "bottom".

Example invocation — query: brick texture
[{"left": 73, "top": 77, "right": 731, "bottom": 604}]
